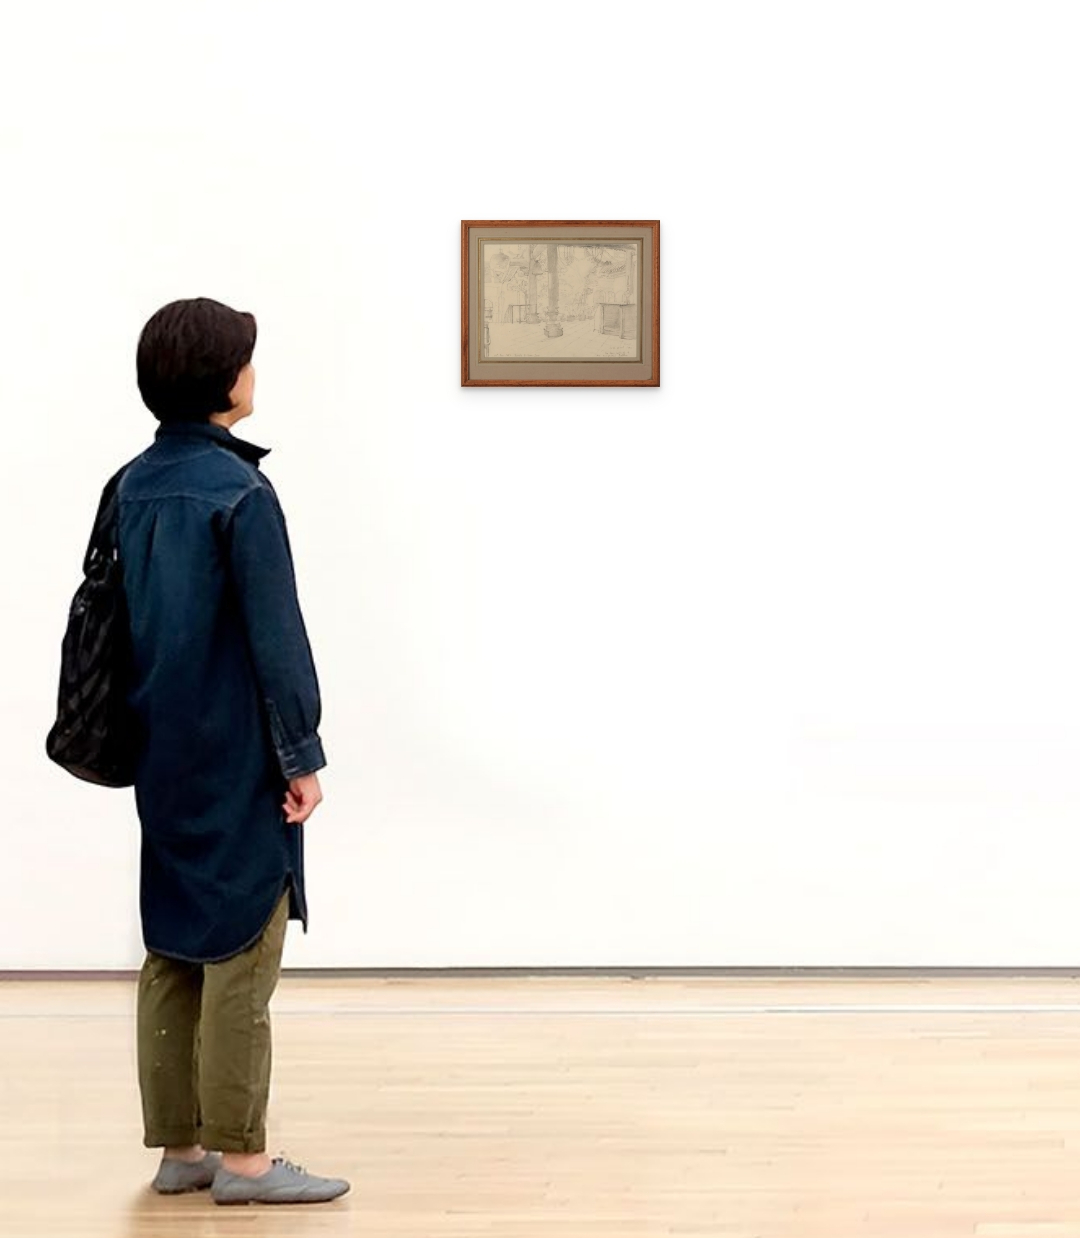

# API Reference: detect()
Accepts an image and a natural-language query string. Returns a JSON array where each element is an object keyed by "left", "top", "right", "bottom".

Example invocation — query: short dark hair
[{"left": 137, "top": 297, "right": 257, "bottom": 422}]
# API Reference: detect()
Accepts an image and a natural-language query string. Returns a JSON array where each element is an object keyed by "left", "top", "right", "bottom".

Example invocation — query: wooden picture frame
[{"left": 461, "top": 220, "right": 659, "bottom": 386}]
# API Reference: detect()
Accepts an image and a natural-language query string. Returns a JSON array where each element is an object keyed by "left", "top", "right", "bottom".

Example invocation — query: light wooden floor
[{"left": 4, "top": 975, "right": 1080, "bottom": 1236}]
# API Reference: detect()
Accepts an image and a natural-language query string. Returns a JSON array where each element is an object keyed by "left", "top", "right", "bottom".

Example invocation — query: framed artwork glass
[{"left": 461, "top": 220, "right": 659, "bottom": 386}]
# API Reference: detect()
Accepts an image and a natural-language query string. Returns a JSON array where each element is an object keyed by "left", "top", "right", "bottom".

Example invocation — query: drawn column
[
  {"left": 543, "top": 243, "right": 563, "bottom": 338},
  {"left": 525, "top": 245, "right": 541, "bottom": 323}
]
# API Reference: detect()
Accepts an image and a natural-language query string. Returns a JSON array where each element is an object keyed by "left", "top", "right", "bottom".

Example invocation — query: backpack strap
[{"left": 82, "top": 457, "right": 141, "bottom": 575}]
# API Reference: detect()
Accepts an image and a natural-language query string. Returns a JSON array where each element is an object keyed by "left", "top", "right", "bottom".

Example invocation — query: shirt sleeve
[{"left": 225, "top": 480, "right": 326, "bottom": 779}]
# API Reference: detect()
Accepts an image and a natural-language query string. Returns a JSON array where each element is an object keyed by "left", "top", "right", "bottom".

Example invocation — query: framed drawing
[{"left": 461, "top": 220, "right": 659, "bottom": 386}]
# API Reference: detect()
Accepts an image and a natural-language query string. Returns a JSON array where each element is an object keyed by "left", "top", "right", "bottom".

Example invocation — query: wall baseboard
[{"left": 5, "top": 966, "right": 1080, "bottom": 981}]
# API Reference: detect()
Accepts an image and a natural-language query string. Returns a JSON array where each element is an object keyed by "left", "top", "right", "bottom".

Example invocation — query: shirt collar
[{"left": 154, "top": 420, "right": 271, "bottom": 463}]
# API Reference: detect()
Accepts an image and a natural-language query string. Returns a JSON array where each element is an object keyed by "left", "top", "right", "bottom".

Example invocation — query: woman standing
[{"left": 118, "top": 297, "right": 349, "bottom": 1205}]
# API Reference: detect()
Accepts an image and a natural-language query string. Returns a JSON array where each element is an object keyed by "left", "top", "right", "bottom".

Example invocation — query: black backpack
[{"left": 46, "top": 461, "right": 140, "bottom": 787}]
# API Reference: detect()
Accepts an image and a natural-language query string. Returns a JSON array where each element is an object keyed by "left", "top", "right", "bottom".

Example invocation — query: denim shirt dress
[{"left": 116, "top": 420, "right": 325, "bottom": 962}]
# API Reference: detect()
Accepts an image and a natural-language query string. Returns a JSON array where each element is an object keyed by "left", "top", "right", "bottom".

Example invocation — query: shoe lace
[{"left": 272, "top": 1153, "right": 306, "bottom": 1175}]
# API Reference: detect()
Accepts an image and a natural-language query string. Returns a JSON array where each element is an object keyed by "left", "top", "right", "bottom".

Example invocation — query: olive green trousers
[{"left": 136, "top": 892, "right": 289, "bottom": 1153}]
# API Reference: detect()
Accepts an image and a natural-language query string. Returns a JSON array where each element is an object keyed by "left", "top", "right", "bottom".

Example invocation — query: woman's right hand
[{"left": 284, "top": 772, "right": 323, "bottom": 824}]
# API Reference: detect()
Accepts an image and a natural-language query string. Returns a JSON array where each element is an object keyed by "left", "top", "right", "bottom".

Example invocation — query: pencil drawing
[{"left": 480, "top": 240, "right": 641, "bottom": 361}]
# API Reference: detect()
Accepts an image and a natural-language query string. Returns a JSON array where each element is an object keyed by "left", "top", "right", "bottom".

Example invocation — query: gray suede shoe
[
  {"left": 151, "top": 1152, "right": 222, "bottom": 1194},
  {"left": 211, "top": 1155, "right": 350, "bottom": 1205}
]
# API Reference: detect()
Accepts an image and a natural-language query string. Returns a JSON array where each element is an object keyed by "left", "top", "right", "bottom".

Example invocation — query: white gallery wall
[{"left": 3, "top": 1, "right": 1080, "bottom": 969}]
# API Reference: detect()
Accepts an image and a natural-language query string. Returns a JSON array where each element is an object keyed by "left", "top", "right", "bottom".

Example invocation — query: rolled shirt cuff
[{"left": 277, "top": 732, "right": 326, "bottom": 779}]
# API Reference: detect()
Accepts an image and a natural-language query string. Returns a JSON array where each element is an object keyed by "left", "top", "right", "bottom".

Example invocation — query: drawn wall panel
[{"left": 480, "top": 239, "right": 643, "bottom": 363}]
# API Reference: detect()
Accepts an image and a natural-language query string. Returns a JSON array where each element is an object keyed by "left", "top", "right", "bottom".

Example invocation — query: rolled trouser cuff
[
  {"left": 198, "top": 1123, "right": 267, "bottom": 1154},
  {"left": 143, "top": 1124, "right": 201, "bottom": 1149}
]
